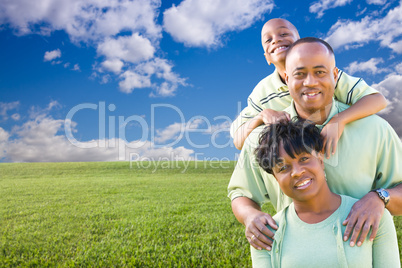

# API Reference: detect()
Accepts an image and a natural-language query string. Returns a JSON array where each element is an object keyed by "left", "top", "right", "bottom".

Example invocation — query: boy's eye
[{"left": 265, "top": 38, "right": 272, "bottom": 43}]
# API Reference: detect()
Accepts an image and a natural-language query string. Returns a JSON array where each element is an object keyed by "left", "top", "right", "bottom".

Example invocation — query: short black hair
[
  {"left": 286, "top": 37, "right": 334, "bottom": 65},
  {"left": 255, "top": 119, "right": 324, "bottom": 175}
]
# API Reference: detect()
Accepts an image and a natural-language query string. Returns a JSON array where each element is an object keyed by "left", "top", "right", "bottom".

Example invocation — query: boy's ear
[{"left": 264, "top": 53, "right": 271, "bottom": 65}]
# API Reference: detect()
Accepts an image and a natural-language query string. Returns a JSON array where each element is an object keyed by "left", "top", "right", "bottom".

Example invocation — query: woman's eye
[
  {"left": 300, "top": 157, "right": 309, "bottom": 162},
  {"left": 279, "top": 165, "right": 288, "bottom": 172}
]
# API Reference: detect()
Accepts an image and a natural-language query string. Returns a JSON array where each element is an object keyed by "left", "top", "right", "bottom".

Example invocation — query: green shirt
[
  {"left": 251, "top": 195, "right": 400, "bottom": 268},
  {"left": 228, "top": 100, "right": 402, "bottom": 212},
  {"left": 230, "top": 69, "right": 379, "bottom": 137}
]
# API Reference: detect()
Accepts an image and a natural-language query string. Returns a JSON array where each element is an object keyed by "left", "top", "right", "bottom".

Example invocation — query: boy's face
[{"left": 261, "top": 19, "right": 299, "bottom": 66}]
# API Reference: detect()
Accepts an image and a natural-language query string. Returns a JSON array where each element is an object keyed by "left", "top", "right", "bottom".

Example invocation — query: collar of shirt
[
  {"left": 272, "top": 69, "right": 288, "bottom": 92},
  {"left": 285, "top": 99, "right": 346, "bottom": 130}
]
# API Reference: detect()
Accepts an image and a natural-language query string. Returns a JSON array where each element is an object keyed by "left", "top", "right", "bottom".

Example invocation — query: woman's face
[{"left": 272, "top": 144, "right": 326, "bottom": 202}]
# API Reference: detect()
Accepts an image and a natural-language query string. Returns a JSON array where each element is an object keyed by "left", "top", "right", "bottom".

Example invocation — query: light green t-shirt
[
  {"left": 228, "top": 100, "right": 402, "bottom": 212},
  {"left": 251, "top": 195, "right": 400, "bottom": 268},
  {"left": 230, "top": 69, "right": 379, "bottom": 137}
]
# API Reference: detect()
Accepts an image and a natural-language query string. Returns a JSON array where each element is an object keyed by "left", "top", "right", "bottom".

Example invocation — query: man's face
[
  {"left": 261, "top": 19, "right": 299, "bottom": 66},
  {"left": 285, "top": 42, "right": 338, "bottom": 115}
]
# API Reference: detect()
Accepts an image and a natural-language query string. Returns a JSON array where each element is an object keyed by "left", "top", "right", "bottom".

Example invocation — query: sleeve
[
  {"left": 227, "top": 128, "right": 270, "bottom": 206},
  {"left": 230, "top": 88, "right": 266, "bottom": 138},
  {"left": 372, "top": 209, "right": 400, "bottom": 267},
  {"left": 372, "top": 119, "right": 402, "bottom": 191},
  {"left": 333, "top": 70, "right": 379, "bottom": 106},
  {"left": 250, "top": 246, "right": 272, "bottom": 268}
]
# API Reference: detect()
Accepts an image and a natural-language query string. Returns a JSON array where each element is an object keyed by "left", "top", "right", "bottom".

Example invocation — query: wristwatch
[{"left": 372, "top": 188, "right": 390, "bottom": 206}]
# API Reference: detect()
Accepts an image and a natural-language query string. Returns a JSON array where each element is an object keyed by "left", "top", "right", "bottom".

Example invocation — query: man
[
  {"left": 228, "top": 37, "right": 402, "bottom": 252},
  {"left": 231, "top": 18, "right": 386, "bottom": 158}
]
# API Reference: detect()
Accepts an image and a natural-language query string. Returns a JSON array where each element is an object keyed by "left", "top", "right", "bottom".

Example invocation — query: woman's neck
[{"left": 293, "top": 191, "right": 341, "bottom": 224}]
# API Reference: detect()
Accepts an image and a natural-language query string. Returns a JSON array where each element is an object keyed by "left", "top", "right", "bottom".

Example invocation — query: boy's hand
[
  {"left": 259, "top": 109, "right": 290, "bottom": 125},
  {"left": 321, "top": 117, "right": 345, "bottom": 158}
]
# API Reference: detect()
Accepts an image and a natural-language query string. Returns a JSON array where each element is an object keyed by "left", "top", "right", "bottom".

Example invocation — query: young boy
[{"left": 231, "top": 18, "right": 387, "bottom": 158}]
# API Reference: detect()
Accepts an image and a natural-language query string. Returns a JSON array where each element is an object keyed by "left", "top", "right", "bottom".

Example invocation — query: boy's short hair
[{"left": 255, "top": 119, "right": 324, "bottom": 175}]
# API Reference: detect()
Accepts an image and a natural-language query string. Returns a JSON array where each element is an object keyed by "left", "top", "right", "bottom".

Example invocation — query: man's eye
[{"left": 294, "top": 72, "right": 305, "bottom": 77}]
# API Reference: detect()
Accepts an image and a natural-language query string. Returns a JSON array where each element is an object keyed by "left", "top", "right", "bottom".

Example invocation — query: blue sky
[{"left": 0, "top": 0, "right": 401, "bottom": 162}]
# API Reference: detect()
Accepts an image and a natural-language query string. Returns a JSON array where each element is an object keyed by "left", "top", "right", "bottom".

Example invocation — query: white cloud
[
  {"left": 0, "top": 127, "right": 9, "bottom": 159},
  {"left": 97, "top": 33, "right": 155, "bottom": 64},
  {"left": 0, "top": 0, "right": 162, "bottom": 42},
  {"left": 325, "top": 3, "right": 402, "bottom": 53},
  {"left": 44, "top": 49, "right": 61, "bottom": 61},
  {"left": 0, "top": 0, "right": 187, "bottom": 97},
  {"left": 154, "top": 118, "right": 231, "bottom": 143},
  {"left": 163, "top": 0, "right": 274, "bottom": 47},
  {"left": 344, "top": 58, "right": 389, "bottom": 75},
  {"left": 101, "top": 59, "right": 124, "bottom": 74},
  {"left": 0, "top": 101, "right": 20, "bottom": 120},
  {"left": 309, "top": 0, "right": 352, "bottom": 18},
  {"left": 72, "top": 64, "right": 80, "bottom": 71},
  {"left": 366, "top": 0, "right": 387, "bottom": 5},
  {"left": 119, "top": 58, "right": 187, "bottom": 96},
  {"left": 3, "top": 109, "right": 194, "bottom": 162},
  {"left": 372, "top": 74, "right": 402, "bottom": 137},
  {"left": 396, "top": 63, "right": 402, "bottom": 74},
  {"left": 119, "top": 70, "right": 152, "bottom": 93},
  {"left": 11, "top": 113, "right": 20, "bottom": 121},
  {"left": 28, "top": 100, "right": 61, "bottom": 119}
]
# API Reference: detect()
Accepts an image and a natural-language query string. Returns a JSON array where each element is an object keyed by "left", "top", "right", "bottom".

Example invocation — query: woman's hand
[{"left": 244, "top": 210, "right": 278, "bottom": 251}]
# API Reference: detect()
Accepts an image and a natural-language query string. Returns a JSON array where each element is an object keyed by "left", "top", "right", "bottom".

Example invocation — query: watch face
[{"left": 382, "top": 190, "right": 390, "bottom": 198}]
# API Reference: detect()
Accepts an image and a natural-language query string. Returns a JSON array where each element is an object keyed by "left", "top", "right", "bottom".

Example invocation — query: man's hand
[
  {"left": 244, "top": 210, "right": 278, "bottom": 251},
  {"left": 259, "top": 109, "right": 290, "bottom": 125},
  {"left": 343, "top": 191, "right": 385, "bottom": 247},
  {"left": 321, "top": 117, "right": 345, "bottom": 158}
]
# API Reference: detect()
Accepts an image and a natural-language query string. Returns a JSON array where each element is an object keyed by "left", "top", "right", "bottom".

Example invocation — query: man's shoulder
[{"left": 336, "top": 101, "right": 390, "bottom": 128}]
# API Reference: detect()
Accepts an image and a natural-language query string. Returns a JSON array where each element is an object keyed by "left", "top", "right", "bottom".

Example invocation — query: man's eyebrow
[{"left": 293, "top": 65, "right": 327, "bottom": 71}]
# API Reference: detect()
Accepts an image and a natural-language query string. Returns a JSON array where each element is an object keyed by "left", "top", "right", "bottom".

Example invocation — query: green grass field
[{"left": 1, "top": 162, "right": 401, "bottom": 267}]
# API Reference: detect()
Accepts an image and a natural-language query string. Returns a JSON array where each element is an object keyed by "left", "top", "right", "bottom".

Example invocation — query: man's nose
[{"left": 303, "top": 73, "right": 318, "bottom": 87}]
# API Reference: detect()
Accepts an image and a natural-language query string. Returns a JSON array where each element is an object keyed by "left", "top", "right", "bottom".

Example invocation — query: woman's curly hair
[{"left": 255, "top": 119, "right": 324, "bottom": 175}]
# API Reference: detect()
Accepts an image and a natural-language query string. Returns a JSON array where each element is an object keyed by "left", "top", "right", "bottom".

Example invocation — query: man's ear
[
  {"left": 333, "top": 67, "right": 339, "bottom": 81},
  {"left": 284, "top": 71, "right": 289, "bottom": 84}
]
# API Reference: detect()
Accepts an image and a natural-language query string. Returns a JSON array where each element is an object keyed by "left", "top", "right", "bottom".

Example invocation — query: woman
[{"left": 252, "top": 120, "right": 400, "bottom": 267}]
